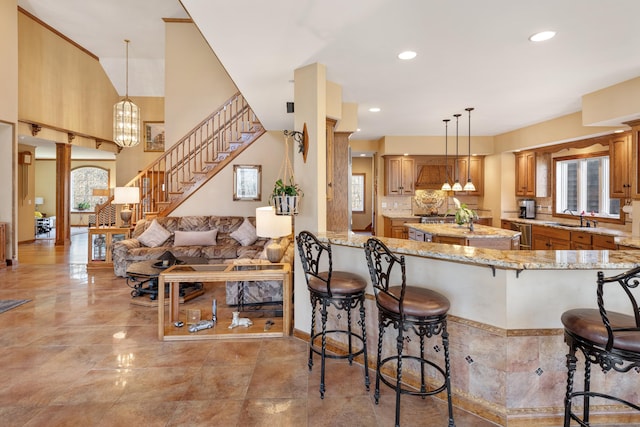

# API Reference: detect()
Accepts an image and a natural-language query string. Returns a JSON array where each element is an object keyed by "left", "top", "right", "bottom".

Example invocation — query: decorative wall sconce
[{"left": 284, "top": 122, "right": 308, "bottom": 163}]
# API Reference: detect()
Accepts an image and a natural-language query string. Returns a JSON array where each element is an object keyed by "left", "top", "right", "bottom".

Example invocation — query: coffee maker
[{"left": 519, "top": 199, "right": 536, "bottom": 219}]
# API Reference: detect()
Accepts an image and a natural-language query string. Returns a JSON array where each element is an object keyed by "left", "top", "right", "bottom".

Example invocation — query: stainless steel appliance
[
  {"left": 510, "top": 222, "right": 532, "bottom": 250},
  {"left": 519, "top": 199, "right": 536, "bottom": 219}
]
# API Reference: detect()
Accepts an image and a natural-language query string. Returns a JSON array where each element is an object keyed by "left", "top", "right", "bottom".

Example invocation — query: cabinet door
[
  {"left": 457, "top": 157, "right": 484, "bottom": 196},
  {"left": 385, "top": 157, "right": 402, "bottom": 195},
  {"left": 400, "top": 157, "right": 415, "bottom": 195},
  {"left": 515, "top": 151, "right": 536, "bottom": 197},
  {"left": 609, "top": 133, "right": 631, "bottom": 198},
  {"left": 532, "top": 234, "right": 549, "bottom": 250},
  {"left": 390, "top": 226, "right": 405, "bottom": 239}
]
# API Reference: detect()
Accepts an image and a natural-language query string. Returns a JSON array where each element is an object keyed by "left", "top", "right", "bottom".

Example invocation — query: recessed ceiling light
[
  {"left": 529, "top": 31, "right": 556, "bottom": 42},
  {"left": 398, "top": 51, "right": 417, "bottom": 60},
  {"left": 369, "top": 107, "right": 381, "bottom": 113},
  {"left": 614, "top": 129, "right": 624, "bottom": 133},
  {"left": 356, "top": 128, "right": 361, "bottom": 132},
  {"left": 360, "top": 154, "right": 366, "bottom": 157}
]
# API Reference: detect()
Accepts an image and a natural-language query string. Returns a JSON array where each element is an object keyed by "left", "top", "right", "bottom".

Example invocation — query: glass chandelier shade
[
  {"left": 463, "top": 107, "right": 475, "bottom": 191},
  {"left": 113, "top": 40, "right": 141, "bottom": 148},
  {"left": 441, "top": 118, "right": 451, "bottom": 191},
  {"left": 451, "top": 113, "right": 463, "bottom": 191}
]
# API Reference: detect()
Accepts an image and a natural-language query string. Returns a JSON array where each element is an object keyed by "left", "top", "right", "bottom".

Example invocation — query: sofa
[{"left": 112, "top": 215, "right": 292, "bottom": 279}]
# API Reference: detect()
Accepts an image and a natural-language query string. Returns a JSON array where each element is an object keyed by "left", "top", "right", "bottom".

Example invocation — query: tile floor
[{"left": 0, "top": 234, "right": 501, "bottom": 426}]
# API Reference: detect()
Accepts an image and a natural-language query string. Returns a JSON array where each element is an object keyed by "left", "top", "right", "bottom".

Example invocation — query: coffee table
[
  {"left": 126, "top": 257, "right": 207, "bottom": 305},
  {"left": 157, "top": 263, "right": 291, "bottom": 341}
]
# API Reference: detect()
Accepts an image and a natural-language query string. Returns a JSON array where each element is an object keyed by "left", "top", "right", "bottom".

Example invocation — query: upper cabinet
[
  {"left": 515, "top": 151, "right": 536, "bottom": 197},
  {"left": 457, "top": 156, "right": 484, "bottom": 196},
  {"left": 384, "top": 156, "right": 415, "bottom": 195},
  {"left": 609, "top": 132, "right": 632, "bottom": 199}
]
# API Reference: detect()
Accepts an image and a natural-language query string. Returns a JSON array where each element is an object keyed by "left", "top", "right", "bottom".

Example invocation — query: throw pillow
[
  {"left": 174, "top": 229, "right": 218, "bottom": 246},
  {"left": 230, "top": 218, "right": 258, "bottom": 246},
  {"left": 137, "top": 219, "right": 171, "bottom": 247}
]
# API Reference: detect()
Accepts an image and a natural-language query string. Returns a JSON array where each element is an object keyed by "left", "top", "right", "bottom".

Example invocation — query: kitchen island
[
  {"left": 406, "top": 222, "right": 521, "bottom": 249},
  {"left": 301, "top": 231, "right": 640, "bottom": 426}
]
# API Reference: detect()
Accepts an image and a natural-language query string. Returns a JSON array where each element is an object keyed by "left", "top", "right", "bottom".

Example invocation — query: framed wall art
[
  {"left": 233, "top": 165, "right": 262, "bottom": 201},
  {"left": 144, "top": 121, "right": 165, "bottom": 152}
]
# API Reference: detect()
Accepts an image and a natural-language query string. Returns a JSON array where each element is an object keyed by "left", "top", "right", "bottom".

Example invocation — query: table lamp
[
  {"left": 114, "top": 187, "right": 140, "bottom": 227},
  {"left": 256, "top": 206, "right": 292, "bottom": 262},
  {"left": 34, "top": 197, "right": 44, "bottom": 211}
]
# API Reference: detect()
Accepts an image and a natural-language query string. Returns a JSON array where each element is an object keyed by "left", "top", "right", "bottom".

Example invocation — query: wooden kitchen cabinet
[
  {"left": 457, "top": 156, "right": 484, "bottom": 196},
  {"left": 383, "top": 216, "right": 419, "bottom": 239},
  {"left": 531, "top": 225, "right": 571, "bottom": 250},
  {"left": 385, "top": 156, "right": 415, "bottom": 195},
  {"left": 592, "top": 234, "right": 617, "bottom": 250},
  {"left": 609, "top": 132, "right": 632, "bottom": 199},
  {"left": 571, "top": 230, "right": 592, "bottom": 250},
  {"left": 515, "top": 151, "right": 536, "bottom": 197}
]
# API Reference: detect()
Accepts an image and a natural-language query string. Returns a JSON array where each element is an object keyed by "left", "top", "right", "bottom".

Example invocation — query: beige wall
[
  {"left": 18, "top": 10, "right": 118, "bottom": 141},
  {"left": 165, "top": 20, "right": 238, "bottom": 146},
  {"left": 351, "top": 156, "right": 374, "bottom": 230},
  {"left": 0, "top": 0, "right": 18, "bottom": 260}
]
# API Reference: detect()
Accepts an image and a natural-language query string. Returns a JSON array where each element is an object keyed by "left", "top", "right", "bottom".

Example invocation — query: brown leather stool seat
[
  {"left": 296, "top": 231, "right": 369, "bottom": 399},
  {"left": 561, "top": 267, "right": 640, "bottom": 427},
  {"left": 364, "top": 238, "right": 454, "bottom": 427}
]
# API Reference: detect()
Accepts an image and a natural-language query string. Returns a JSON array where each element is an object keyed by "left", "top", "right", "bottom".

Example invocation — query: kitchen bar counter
[
  {"left": 407, "top": 222, "right": 519, "bottom": 239},
  {"left": 319, "top": 231, "right": 640, "bottom": 271},
  {"left": 503, "top": 216, "right": 630, "bottom": 238}
]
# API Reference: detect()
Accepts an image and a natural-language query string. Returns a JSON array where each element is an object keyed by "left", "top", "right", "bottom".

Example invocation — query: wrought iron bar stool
[
  {"left": 364, "top": 237, "right": 454, "bottom": 427},
  {"left": 561, "top": 266, "right": 640, "bottom": 426},
  {"left": 296, "top": 230, "right": 369, "bottom": 398}
]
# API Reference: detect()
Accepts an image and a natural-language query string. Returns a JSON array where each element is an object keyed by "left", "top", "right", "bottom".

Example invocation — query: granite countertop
[
  {"left": 383, "top": 213, "right": 492, "bottom": 220},
  {"left": 406, "top": 223, "right": 520, "bottom": 239},
  {"left": 318, "top": 232, "right": 640, "bottom": 271},
  {"left": 502, "top": 217, "right": 631, "bottom": 238}
]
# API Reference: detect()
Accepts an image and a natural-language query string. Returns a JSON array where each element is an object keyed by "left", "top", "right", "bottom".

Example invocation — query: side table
[{"left": 87, "top": 227, "right": 130, "bottom": 269}]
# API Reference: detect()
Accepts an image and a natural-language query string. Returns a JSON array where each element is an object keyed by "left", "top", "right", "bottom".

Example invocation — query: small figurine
[{"left": 228, "top": 311, "right": 253, "bottom": 329}]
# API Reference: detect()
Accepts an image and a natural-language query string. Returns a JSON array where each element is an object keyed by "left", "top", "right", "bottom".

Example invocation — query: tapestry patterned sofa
[{"left": 111, "top": 215, "right": 292, "bottom": 279}]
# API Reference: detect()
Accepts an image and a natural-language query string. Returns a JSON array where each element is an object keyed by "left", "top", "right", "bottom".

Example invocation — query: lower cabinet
[
  {"left": 383, "top": 217, "right": 419, "bottom": 239},
  {"left": 531, "top": 225, "right": 571, "bottom": 250},
  {"left": 592, "top": 234, "right": 617, "bottom": 250}
]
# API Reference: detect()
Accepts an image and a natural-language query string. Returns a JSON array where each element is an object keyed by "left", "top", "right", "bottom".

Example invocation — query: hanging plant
[{"left": 273, "top": 132, "right": 304, "bottom": 215}]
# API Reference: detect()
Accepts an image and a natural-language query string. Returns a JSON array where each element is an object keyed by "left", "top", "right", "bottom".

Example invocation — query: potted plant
[
  {"left": 452, "top": 198, "right": 477, "bottom": 228},
  {"left": 77, "top": 201, "right": 91, "bottom": 211},
  {"left": 271, "top": 178, "right": 303, "bottom": 215}
]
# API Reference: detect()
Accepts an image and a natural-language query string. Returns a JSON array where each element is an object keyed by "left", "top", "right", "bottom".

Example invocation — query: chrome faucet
[{"left": 562, "top": 209, "right": 584, "bottom": 227}]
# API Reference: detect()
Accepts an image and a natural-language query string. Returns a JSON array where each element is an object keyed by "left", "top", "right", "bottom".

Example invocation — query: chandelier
[{"left": 113, "top": 40, "right": 140, "bottom": 148}]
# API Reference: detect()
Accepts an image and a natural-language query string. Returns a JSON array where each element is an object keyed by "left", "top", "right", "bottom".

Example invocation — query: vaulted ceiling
[{"left": 18, "top": 0, "right": 640, "bottom": 144}]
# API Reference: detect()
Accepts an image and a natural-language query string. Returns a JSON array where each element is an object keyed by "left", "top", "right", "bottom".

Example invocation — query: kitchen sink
[{"left": 544, "top": 222, "right": 583, "bottom": 228}]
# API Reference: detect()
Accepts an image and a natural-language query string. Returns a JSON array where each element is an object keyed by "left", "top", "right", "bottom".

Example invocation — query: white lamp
[
  {"left": 34, "top": 197, "right": 44, "bottom": 210},
  {"left": 114, "top": 187, "right": 140, "bottom": 227},
  {"left": 256, "top": 206, "right": 292, "bottom": 262}
]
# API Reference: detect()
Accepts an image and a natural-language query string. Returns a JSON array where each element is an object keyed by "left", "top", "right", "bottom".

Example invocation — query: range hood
[{"left": 415, "top": 164, "right": 451, "bottom": 190}]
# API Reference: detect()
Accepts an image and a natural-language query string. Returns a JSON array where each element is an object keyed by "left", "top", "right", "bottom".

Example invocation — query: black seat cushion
[
  {"left": 377, "top": 285, "right": 450, "bottom": 318},
  {"left": 308, "top": 271, "right": 367, "bottom": 295},
  {"left": 562, "top": 308, "right": 640, "bottom": 353}
]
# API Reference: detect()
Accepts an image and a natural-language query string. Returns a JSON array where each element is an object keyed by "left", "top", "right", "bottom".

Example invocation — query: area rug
[{"left": 0, "top": 300, "right": 31, "bottom": 314}]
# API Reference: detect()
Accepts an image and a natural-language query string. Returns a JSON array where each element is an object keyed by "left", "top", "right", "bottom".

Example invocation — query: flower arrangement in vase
[{"left": 452, "top": 198, "right": 477, "bottom": 227}]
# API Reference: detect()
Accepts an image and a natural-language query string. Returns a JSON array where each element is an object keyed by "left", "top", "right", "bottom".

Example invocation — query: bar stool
[
  {"left": 561, "top": 266, "right": 640, "bottom": 426},
  {"left": 296, "top": 230, "right": 369, "bottom": 398},
  {"left": 364, "top": 237, "right": 454, "bottom": 427}
]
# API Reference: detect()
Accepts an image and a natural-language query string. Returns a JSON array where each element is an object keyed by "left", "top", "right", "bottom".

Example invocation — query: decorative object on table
[
  {"left": 188, "top": 319, "right": 214, "bottom": 333},
  {"left": 273, "top": 131, "right": 303, "bottom": 215},
  {"left": 256, "top": 206, "right": 292, "bottom": 262},
  {"left": 113, "top": 186, "right": 140, "bottom": 227},
  {"left": 34, "top": 197, "right": 44, "bottom": 211},
  {"left": 211, "top": 298, "right": 217, "bottom": 323},
  {"left": 187, "top": 309, "right": 201, "bottom": 324},
  {"left": 0, "top": 299, "right": 31, "bottom": 314},
  {"left": 113, "top": 39, "right": 141, "bottom": 148},
  {"left": 233, "top": 164, "right": 261, "bottom": 201},
  {"left": 228, "top": 311, "right": 253, "bottom": 329},
  {"left": 143, "top": 121, "right": 165, "bottom": 152},
  {"left": 452, "top": 197, "right": 477, "bottom": 227},
  {"left": 285, "top": 123, "right": 308, "bottom": 163}
]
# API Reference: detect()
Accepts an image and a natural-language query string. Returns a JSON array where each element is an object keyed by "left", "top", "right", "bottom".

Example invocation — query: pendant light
[
  {"left": 451, "top": 114, "right": 463, "bottom": 191},
  {"left": 463, "top": 107, "right": 476, "bottom": 191},
  {"left": 441, "top": 119, "right": 451, "bottom": 191},
  {"left": 113, "top": 39, "right": 141, "bottom": 148}
]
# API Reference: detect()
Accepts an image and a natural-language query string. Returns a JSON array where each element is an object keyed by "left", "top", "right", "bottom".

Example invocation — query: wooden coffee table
[{"left": 157, "top": 263, "right": 291, "bottom": 341}]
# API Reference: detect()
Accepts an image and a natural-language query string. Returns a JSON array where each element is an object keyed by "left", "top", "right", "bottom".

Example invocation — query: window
[
  {"left": 555, "top": 154, "right": 619, "bottom": 219},
  {"left": 71, "top": 167, "right": 109, "bottom": 211},
  {"left": 351, "top": 174, "right": 365, "bottom": 212}
]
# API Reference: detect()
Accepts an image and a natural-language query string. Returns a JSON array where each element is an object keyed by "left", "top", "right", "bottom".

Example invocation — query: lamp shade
[
  {"left": 113, "top": 187, "right": 140, "bottom": 204},
  {"left": 256, "top": 206, "right": 292, "bottom": 238},
  {"left": 34, "top": 197, "right": 44, "bottom": 205}
]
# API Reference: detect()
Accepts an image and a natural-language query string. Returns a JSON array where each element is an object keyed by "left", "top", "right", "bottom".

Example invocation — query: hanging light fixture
[
  {"left": 463, "top": 107, "right": 476, "bottom": 191},
  {"left": 113, "top": 39, "right": 141, "bottom": 148},
  {"left": 451, "top": 114, "right": 463, "bottom": 191},
  {"left": 441, "top": 119, "right": 451, "bottom": 191}
]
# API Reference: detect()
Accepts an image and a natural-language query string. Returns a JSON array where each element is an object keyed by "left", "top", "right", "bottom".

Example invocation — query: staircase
[{"left": 93, "top": 92, "right": 265, "bottom": 227}]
